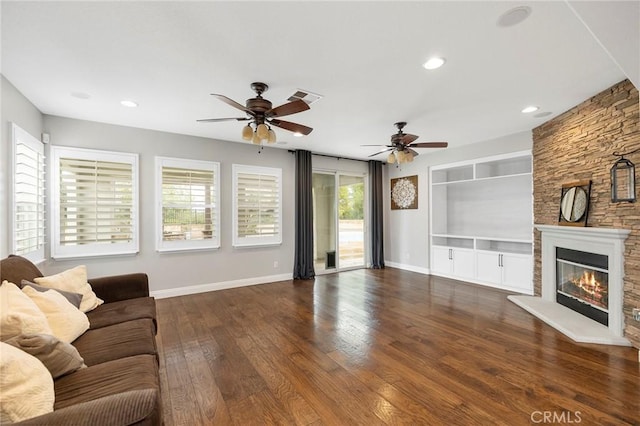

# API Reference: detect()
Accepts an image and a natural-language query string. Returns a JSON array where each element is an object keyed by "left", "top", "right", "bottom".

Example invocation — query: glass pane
[
  {"left": 338, "top": 175, "right": 365, "bottom": 268},
  {"left": 313, "top": 173, "right": 337, "bottom": 272}
]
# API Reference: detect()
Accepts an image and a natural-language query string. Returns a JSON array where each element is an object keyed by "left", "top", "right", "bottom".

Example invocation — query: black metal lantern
[{"left": 610, "top": 155, "right": 636, "bottom": 203}]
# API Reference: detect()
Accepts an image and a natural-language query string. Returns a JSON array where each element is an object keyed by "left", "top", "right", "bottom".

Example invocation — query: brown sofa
[{"left": 1, "top": 255, "right": 162, "bottom": 425}]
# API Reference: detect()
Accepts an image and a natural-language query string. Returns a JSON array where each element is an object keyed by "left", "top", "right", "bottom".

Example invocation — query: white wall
[
  {"left": 1, "top": 75, "right": 44, "bottom": 258},
  {"left": 384, "top": 131, "right": 532, "bottom": 272},
  {"left": 40, "top": 115, "right": 297, "bottom": 294}
]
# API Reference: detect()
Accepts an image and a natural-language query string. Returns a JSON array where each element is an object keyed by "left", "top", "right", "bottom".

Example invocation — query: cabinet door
[
  {"left": 476, "top": 251, "right": 502, "bottom": 284},
  {"left": 451, "top": 249, "right": 475, "bottom": 279},
  {"left": 431, "top": 246, "right": 452, "bottom": 275},
  {"left": 502, "top": 254, "right": 533, "bottom": 292}
]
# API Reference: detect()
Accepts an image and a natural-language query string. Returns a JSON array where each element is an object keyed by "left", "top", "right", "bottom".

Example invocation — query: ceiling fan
[
  {"left": 197, "top": 82, "right": 313, "bottom": 145},
  {"left": 363, "top": 122, "right": 448, "bottom": 164}
]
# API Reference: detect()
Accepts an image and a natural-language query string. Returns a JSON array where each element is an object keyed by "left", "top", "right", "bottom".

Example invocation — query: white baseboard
[
  {"left": 150, "top": 273, "right": 293, "bottom": 299},
  {"left": 384, "top": 261, "right": 430, "bottom": 276}
]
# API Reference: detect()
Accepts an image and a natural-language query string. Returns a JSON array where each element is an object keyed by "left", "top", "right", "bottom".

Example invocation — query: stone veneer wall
[{"left": 532, "top": 79, "right": 639, "bottom": 349}]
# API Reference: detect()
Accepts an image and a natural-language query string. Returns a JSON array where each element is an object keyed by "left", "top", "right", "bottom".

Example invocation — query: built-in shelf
[{"left": 430, "top": 150, "right": 533, "bottom": 294}]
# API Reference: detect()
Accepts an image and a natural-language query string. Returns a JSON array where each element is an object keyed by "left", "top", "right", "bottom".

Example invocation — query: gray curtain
[
  {"left": 369, "top": 160, "right": 385, "bottom": 268},
  {"left": 293, "top": 150, "right": 315, "bottom": 279}
]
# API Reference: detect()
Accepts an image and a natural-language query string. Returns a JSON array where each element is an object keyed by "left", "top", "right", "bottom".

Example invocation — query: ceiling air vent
[{"left": 287, "top": 89, "right": 322, "bottom": 105}]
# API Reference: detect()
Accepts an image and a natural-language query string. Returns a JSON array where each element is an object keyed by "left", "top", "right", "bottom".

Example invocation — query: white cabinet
[
  {"left": 432, "top": 246, "right": 475, "bottom": 280},
  {"left": 429, "top": 151, "right": 533, "bottom": 294},
  {"left": 432, "top": 246, "right": 453, "bottom": 275},
  {"left": 476, "top": 251, "right": 532, "bottom": 293}
]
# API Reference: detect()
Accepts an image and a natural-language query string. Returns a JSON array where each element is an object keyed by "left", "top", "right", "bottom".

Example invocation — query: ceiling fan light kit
[{"left": 198, "top": 82, "right": 313, "bottom": 146}]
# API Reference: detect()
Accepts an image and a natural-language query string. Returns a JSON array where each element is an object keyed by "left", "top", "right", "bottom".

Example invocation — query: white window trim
[
  {"left": 50, "top": 146, "right": 139, "bottom": 259},
  {"left": 232, "top": 164, "right": 282, "bottom": 248},
  {"left": 155, "top": 156, "right": 221, "bottom": 252},
  {"left": 10, "top": 123, "right": 45, "bottom": 263}
]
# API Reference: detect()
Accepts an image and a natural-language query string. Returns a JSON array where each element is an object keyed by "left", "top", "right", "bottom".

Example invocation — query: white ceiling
[{"left": 2, "top": 1, "right": 638, "bottom": 160}]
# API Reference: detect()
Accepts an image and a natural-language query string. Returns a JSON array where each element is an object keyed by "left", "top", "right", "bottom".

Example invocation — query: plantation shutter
[
  {"left": 157, "top": 157, "right": 220, "bottom": 251},
  {"left": 52, "top": 147, "right": 139, "bottom": 259},
  {"left": 233, "top": 165, "right": 282, "bottom": 247},
  {"left": 59, "top": 158, "right": 133, "bottom": 245},
  {"left": 12, "top": 124, "right": 45, "bottom": 261}
]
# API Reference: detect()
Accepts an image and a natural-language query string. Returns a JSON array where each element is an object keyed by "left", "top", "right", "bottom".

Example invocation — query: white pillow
[
  {"left": 0, "top": 341, "right": 54, "bottom": 423},
  {"left": 34, "top": 265, "right": 104, "bottom": 313},
  {"left": 0, "top": 281, "right": 53, "bottom": 341},
  {"left": 22, "top": 286, "right": 90, "bottom": 343}
]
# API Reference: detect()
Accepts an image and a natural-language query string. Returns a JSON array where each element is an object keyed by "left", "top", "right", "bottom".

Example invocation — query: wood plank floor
[{"left": 156, "top": 268, "right": 640, "bottom": 426}]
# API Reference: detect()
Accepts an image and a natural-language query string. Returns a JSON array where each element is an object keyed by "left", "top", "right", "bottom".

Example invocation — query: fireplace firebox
[{"left": 556, "top": 247, "right": 608, "bottom": 326}]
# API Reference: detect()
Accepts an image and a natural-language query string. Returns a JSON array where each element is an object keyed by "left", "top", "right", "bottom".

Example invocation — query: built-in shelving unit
[{"left": 429, "top": 151, "right": 533, "bottom": 294}]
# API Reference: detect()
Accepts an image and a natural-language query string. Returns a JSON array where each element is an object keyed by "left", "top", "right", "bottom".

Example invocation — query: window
[
  {"left": 232, "top": 164, "right": 282, "bottom": 247},
  {"left": 11, "top": 124, "right": 45, "bottom": 262},
  {"left": 155, "top": 157, "right": 220, "bottom": 251},
  {"left": 51, "top": 146, "right": 138, "bottom": 258}
]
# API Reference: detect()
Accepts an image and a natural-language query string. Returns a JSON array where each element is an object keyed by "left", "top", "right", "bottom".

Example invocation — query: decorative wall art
[
  {"left": 390, "top": 175, "right": 418, "bottom": 210},
  {"left": 558, "top": 180, "right": 592, "bottom": 226}
]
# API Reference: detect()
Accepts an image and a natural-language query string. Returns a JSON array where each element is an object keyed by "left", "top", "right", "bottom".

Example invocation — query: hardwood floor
[{"left": 156, "top": 268, "right": 640, "bottom": 425}]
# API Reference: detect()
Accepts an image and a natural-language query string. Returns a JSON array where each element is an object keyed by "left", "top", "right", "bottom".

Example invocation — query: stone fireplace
[{"left": 509, "top": 224, "right": 631, "bottom": 346}]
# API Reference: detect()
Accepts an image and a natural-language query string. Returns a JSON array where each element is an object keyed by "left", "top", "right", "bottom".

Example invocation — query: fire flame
[{"left": 570, "top": 270, "right": 605, "bottom": 303}]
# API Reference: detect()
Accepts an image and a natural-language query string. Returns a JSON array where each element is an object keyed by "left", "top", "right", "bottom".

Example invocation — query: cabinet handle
[
  {"left": 499, "top": 254, "right": 504, "bottom": 267},
  {"left": 449, "top": 249, "right": 452, "bottom": 260}
]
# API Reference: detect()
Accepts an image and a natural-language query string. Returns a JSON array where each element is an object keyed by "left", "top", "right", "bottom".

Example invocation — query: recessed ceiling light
[
  {"left": 521, "top": 105, "right": 539, "bottom": 114},
  {"left": 423, "top": 57, "right": 446, "bottom": 70},
  {"left": 120, "top": 100, "right": 138, "bottom": 108},
  {"left": 293, "top": 132, "right": 304, "bottom": 137},
  {"left": 70, "top": 91, "right": 91, "bottom": 100},
  {"left": 497, "top": 6, "right": 532, "bottom": 28}
]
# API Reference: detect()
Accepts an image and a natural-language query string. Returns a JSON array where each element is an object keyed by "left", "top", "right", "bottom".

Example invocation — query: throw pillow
[
  {"left": 0, "top": 281, "right": 53, "bottom": 341},
  {"left": 0, "top": 341, "right": 54, "bottom": 423},
  {"left": 20, "top": 280, "right": 83, "bottom": 309},
  {"left": 4, "top": 333, "right": 86, "bottom": 379},
  {"left": 22, "top": 286, "right": 90, "bottom": 343},
  {"left": 34, "top": 265, "right": 104, "bottom": 313}
]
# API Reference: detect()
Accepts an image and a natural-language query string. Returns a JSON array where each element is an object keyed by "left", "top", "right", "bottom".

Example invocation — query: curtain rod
[{"left": 288, "top": 150, "right": 381, "bottom": 164}]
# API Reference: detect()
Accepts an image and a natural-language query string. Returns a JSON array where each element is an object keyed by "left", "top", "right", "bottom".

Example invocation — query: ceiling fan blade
[
  {"left": 267, "top": 100, "right": 310, "bottom": 118},
  {"left": 408, "top": 142, "right": 449, "bottom": 148},
  {"left": 407, "top": 148, "right": 420, "bottom": 157},
  {"left": 360, "top": 144, "right": 393, "bottom": 147},
  {"left": 196, "top": 117, "right": 251, "bottom": 123},
  {"left": 210, "top": 94, "right": 254, "bottom": 115},
  {"left": 401, "top": 134, "right": 419, "bottom": 144},
  {"left": 269, "top": 119, "right": 313, "bottom": 135},
  {"left": 368, "top": 147, "right": 394, "bottom": 157}
]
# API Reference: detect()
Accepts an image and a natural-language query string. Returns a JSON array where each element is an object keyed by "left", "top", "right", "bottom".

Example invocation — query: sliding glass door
[{"left": 312, "top": 172, "right": 365, "bottom": 273}]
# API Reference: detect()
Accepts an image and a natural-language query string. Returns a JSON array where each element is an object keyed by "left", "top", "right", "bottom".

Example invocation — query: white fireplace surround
[{"left": 509, "top": 224, "right": 631, "bottom": 346}]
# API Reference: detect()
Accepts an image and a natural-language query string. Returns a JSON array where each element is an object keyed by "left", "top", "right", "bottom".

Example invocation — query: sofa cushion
[
  {"left": 87, "top": 297, "right": 157, "bottom": 333},
  {"left": 22, "top": 285, "right": 90, "bottom": 343},
  {"left": 34, "top": 265, "right": 104, "bottom": 313},
  {"left": 54, "top": 354, "right": 160, "bottom": 410},
  {"left": 15, "top": 389, "right": 161, "bottom": 426},
  {"left": 0, "top": 255, "right": 43, "bottom": 286},
  {"left": 21, "top": 280, "right": 83, "bottom": 309},
  {"left": 4, "top": 333, "right": 86, "bottom": 379},
  {"left": 0, "top": 342, "right": 54, "bottom": 423},
  {"left": 72, "top": 318, "right": 157, "bottom": 366},
  {"left": 0, "top": 281, "right": 53, "bottom": 341}
]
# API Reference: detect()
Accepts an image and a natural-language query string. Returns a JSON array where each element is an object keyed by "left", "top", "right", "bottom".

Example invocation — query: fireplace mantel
[{"left": 509, "top": 224, "right": 631, "bottom": 346}]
